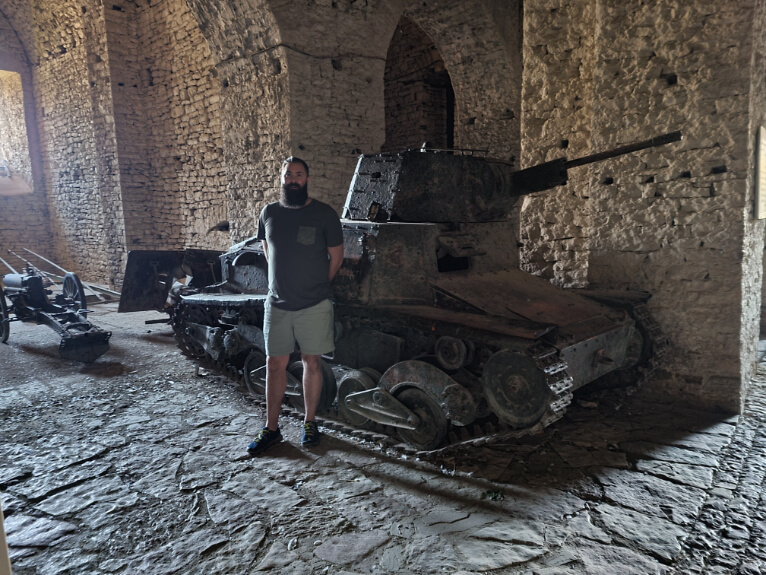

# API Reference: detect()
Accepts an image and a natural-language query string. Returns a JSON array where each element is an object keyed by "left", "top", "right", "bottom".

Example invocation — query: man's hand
[{"left": 328, "top": 244, "right": 343, "bottom": 281}]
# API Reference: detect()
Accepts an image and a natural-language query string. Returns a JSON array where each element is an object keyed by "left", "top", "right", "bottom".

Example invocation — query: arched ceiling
[{"left": 0, "top": 0, "right": 33, "bottom": 71}]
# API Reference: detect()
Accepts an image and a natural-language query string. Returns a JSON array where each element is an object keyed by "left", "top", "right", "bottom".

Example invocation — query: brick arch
[
  {"left": 0, "top": 4, "right": 51, "bottom": 273},
  {"left": 0, "top": 0, "right": 34, "bottom": 68},
  {"left": 383, "top": 15, "right": 455, "bottom": 152},
  {"left": 182, "top": 0, "right": 290, "bottom": 241},
  {"left": 402, "top": 1, "right": 522, "bottom": 164}
]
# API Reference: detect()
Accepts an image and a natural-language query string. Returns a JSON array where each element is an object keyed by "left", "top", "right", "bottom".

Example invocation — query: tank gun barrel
[
  {"left": 512, "top": 131, "right": 683, "bottom": 194},
  {"left": 565, "top": 131, "right": 682, "bottom": 169}
]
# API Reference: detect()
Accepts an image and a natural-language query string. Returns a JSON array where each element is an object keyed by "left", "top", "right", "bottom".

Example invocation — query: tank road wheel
[
  {"left": 174, "top": 305, "right": 209, "bottom": 360},
  {"left": 287, "top": 359, "right": 337, "bottom": 413},
  {"left": 393, "top": 386, "right": 448, "bottom": 451},
  {"left": 592, "top": 324, "right": 649, "bottom": 390},
  {"left": 243, "top": 348, "right": 267, "bottom": 396},
  {"left": 62, "top": 272, "right": 87, "bottom": 311},
  {"left": 337, "top": 370, "right": 376, "bottom": 426},
  {"left": 482, "top": 349, "right": 551, "bottom": 428},
  {"left": 0, "top": 285, "right": 9, "bottom": 344}
]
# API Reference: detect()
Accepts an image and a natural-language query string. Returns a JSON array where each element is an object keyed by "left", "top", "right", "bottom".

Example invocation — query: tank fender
[{"left": 379, "top": 360, "right": 477, "bottom": 426}]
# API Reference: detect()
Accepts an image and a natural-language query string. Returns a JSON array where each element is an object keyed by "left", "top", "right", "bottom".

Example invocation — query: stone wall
[
  {"left": 519, "top": 0, "right": 595, "bottom": 287},
  {"left": 30, "top": 0, "right": 127, "bottom": 283},
  {"left": 109, "top": 0, "right": 228, "bottom": 252},
  {"left": 522, "top": 0, "right": 759, "bottom": 412}
]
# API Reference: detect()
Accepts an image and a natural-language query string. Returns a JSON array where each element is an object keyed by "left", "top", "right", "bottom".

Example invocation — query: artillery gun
[
  {"left": 121, "top": 131, "right": 680, "bottom": 451},
  {"left": 0, "top": 253, "right": 111, "bottom": 362}
]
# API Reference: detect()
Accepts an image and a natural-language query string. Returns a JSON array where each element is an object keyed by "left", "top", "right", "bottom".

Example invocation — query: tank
[{"left": 119, "top": 132, "right": 680, "bottom": 452}]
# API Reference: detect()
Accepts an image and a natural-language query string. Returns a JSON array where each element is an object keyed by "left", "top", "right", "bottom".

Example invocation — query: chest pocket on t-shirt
[{"left": 296, "top": 226, "right": 317, "bottom": 245}]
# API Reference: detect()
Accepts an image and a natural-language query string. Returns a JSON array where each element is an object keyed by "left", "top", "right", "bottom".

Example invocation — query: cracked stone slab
[
  {"left": 301, "top": 468, "right": 382, "bottom": 503},
  {"left": 620, "top": 441, "right": 719, "bottom": 467},
  {"left": 454, "top": 536, "right": 546, "bottom": 571},
  {"left": 30, "top": 549, "right": 98, "bottom": 575},
  {"left": 470, "top": 520, "right": 546, "bottom": 546},
  {"left": 34, "top": 476, "right": 133, "bottom": 516},
  {"left": 254, "top": 541, "right": 299, "bottom": 572},
  {"left": 125, "top": 528, "right": 230, "bottom": 573},
  {"left": 132, "top": 461, "right": 183, "bottom": 500},
  {"left": 567, "top": 511, "right": 611, "bottom": 544},
  {"left": 314, "top": 529, "right": 389, "bottom": 564},
  {"left": 179, "top": 452, "right": 237, "bottom": 491},
  {"left": 220, "top": 475, "right": 305, "bottom": 515},
  {"left": 204, "top": 488, "right": 263, "bottom": 525},
  {"left": 192, "top": 523, "right": 267, "bottom": 573},
  {"left": 572, "top": 535, "right": 670, "bottom": 574},
  {"left": 595, "top": 467, "right": 706, "bottom": 525},
  {"left": 5, "top": 514, "right": 78, "bottom": 547},
  {"left": 404, "top": 534, "right": 459, "bottom": 573},
  {"left": 595, "top": 503, "right": 686, "bottom": 561},
  {"left": 414, "top": 509, "right": 498, "bottom": 535},
  {"left": 635, "top": 459, "right": 715, "bottom": 489},
  {"left": 453, "top": 521, "right": 547, "bottom": 571},
  {"left": 632, "top": 428, "right": 732, "bottom": 453},
  {"left": 186, "top": 405, "right": 240, "bottom": 425},
  {"left": 0, "top": 491, "right": 25, "bottom": 515},
  {"left": 9, "top": 460, "right": 112, "bottom": 501},
  {"left": 0, "top": 466, "right": 31, "bottom": 486},
  {"left": 496, "top": 485, "right": 586, "bottom": 521}
]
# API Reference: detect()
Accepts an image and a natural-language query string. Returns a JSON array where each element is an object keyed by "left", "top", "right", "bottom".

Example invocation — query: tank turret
[{"left": 343, "top": 131, "right": 681, "bottom": 223}]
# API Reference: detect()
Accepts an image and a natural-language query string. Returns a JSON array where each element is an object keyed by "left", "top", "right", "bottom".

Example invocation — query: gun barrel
[
  {"left": 565, "top": 131, "right": 683, "bottom": 170},
  {"left": 0, "top": 255, "right": 17, "bottom": 274}
]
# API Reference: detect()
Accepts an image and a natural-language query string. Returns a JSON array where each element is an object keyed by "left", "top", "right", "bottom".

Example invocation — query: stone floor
[{"left": 1, "top": 303, "right": 766, "bottom": 574}]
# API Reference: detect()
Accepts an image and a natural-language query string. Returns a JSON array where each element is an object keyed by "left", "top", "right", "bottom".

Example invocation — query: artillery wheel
[
  {"left": 481, "top": 349, "right": 550, "bottom": 428},
  {"left": 243, "top": 348, "right": 267, "bottom": 396},
  {"left": 393, "top": 386, "right": 448, "bottom": 451},
  {"left": 0, "top": 285, "right": 9, "bottom": 344},
  {"left": 337, "top": 370, "right": 376, "bottom": 427},
  {"left": 287, "top": 359, "right": 337, "bottom": 413},
  {"left": 62, "top": 272, "right": 87, "bottom": 311}
]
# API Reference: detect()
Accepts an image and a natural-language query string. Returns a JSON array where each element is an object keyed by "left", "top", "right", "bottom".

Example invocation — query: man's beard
[{"left": 280, "top": 183, "right": 308, "bottom": 208}]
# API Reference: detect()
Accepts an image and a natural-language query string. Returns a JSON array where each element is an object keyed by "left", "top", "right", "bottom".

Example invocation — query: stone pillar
[{"left": 522, "top": 0, "right": 763, "bottom": 412}]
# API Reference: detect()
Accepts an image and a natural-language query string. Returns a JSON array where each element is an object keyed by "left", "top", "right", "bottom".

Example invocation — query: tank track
[
  {"left": 171, "top": 301, "right": 665, "bottom": 460},
  {"left": 174, "top": 325, "right": 574, "bottom": 458}
]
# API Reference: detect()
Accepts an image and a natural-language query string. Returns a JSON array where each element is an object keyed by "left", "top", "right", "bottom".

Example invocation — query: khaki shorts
[{"left": 263, "top": 299, "right": 334, "bottom": 357}]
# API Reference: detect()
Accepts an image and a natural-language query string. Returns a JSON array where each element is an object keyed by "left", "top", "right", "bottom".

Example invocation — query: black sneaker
[
  {"left": 301, "top": 421, "right": 321, "bottom": 447},
  {"left": 247, "top": 427, "right": 282, "bottom": 455}
]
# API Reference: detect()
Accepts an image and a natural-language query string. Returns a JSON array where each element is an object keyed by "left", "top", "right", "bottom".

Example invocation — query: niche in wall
[{"left": 383, "top": 16, "right": 454, "bottom": 152}]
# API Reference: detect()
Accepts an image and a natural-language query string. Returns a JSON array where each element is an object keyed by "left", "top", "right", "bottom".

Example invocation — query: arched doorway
[{"left": 382, "top": 16, "right": 454, "bottom": 152}]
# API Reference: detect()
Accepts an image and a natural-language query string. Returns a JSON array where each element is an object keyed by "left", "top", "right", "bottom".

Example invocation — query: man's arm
[
  {"left": 327, "top": 244, "right": 343, "bottom": 281},
  {"left": 261, "top": 238, "right": 269, "bottom": 260}
]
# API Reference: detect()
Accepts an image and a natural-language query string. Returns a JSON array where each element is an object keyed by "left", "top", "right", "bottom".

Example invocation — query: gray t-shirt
[{"left": 256, "top": 199, "right": 343, "bottom": 310}]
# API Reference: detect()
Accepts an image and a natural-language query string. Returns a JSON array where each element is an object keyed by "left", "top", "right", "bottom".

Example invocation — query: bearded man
[{"left": 248, "top": 157, "right": 344, "bottom": 455}]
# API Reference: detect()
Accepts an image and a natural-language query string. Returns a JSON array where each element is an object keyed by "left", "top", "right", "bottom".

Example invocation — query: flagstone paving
[{"left": 2, "top": 303, "right": 766, "bottom": 574}]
